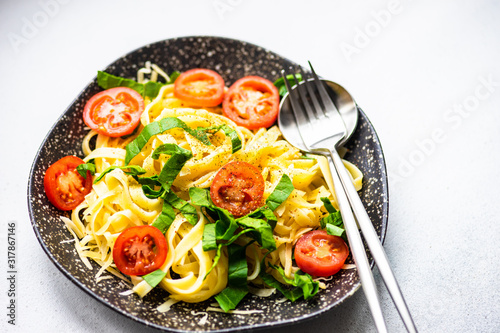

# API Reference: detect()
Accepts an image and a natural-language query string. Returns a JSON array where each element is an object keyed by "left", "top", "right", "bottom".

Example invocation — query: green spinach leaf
[
  {"left": 265, "top": 174, "right": 294, "bottom": 211},
  {"left": 235, "top": 217, "right": 276, "bottom": 251},
  {"left": 152, "top": 143, "right": 193, "bottom": 192},
  {"left": 151, "top": 200, "right": 176, "bottom": 233},
  {"left": 163, "top": 191, "right": 198, "bottom": 226},
  {"left": 319, "top": 197, "right": 346, "bottom": 241},
  {"left": 97, "top": 70, "right": 180, "bottom": 99},
  {"left": 76, "top": 162, "right": 96, "bottom": 179},
  {"left": 273, "top": 73, "right": 303, "bottom": 98},
  {"left": 214, "top": 244, "right": 249, "bottom": 312},
  {"left": 93, "top": 165, "right": 146, "bottom": 184},
  {"left": 142, "top": 269, "right": 167, "bottom": 288},
  {"left": 198, "top": 124, "right": 242, "bottom": 153},
  {"left": 125, "top": 117, "right": 210, "bottom": 164}
]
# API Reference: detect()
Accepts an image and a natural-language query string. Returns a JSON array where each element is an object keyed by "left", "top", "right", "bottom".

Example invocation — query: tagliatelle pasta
[{"left": 61, "top": 64, "right": 363, "bottom": 309}]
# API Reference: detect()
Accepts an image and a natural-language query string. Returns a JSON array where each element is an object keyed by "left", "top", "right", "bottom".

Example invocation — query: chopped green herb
[
  {"left": 325, "top": 223, "right": 346, "bottom": 238},
  {"left": 248, "top": 206, "right": 277, "bottom": 230},
  {"left": 163, "top": 191, "right": 198, "bottom": 226},
  {"left": 189, "top": 187, "right": 239, "bottom": 241},
  {"left": 152, "top": 143, "right": 193, "bottom": 192},
  {"left": 190, "top": 187, "right": 277, "bottom": 285},
  {"left": 214, "top": 244, "right": 249, "bottom": 312},
  {"left": 299, "top": 155, "right": 315, "bottom": 160},
  {"left": 321, "top": 196, "right": 337, "bottom": 214},
  {"left": 188, "top": 187, "right": 212, "bottom": 207},
  {"left": 151, "top": 200, "right": 175, "bottom": 233},
  {"left": 260, "top": 264, "right": 319, "bottom": 302},
  {"left": 168, "top": 71, "right": 181, "bottom": 83},
  {"left": 97, "top": 70, "right": 179, "bottom": 99},
  {"left": 142, "top": 269, "right": 167, "bottom": 288},
  {"left": 226, "top": 244, "right": 249, "bottom": 288},
  {"left": 202, "top": 223, "right": 217, "bottom": 251},
  {"left": 320, "top": 197, "right": 346, "bottom": 241},
  {"left": 261, "top": 272, "right": 303, "bottom": 301},
  {"left": 133, "top": 175, "right": 163, "bottom": 198},
  {"left": 76, "top": 162, "right": 96, "bottom": 179},
  {"left": 97, "top": 71, "right": 144, "bottom": 95},
  {"left": 143, "top": 80, "right": 164, "bottom": 99},
  {"left": 235, "top": 217, "right": 276, "bottom": 251},
  {"left": 125, "top": 117, "right": 210, "bottom": 164},
  {"left": 265, "top": 174, "right": 294, "bottom": 211},
  {"left": 93, "top": 165, "right": 146, "bottom": 184},
  {"left": 190, "top": 187, "right": 276, "bottom": 250},
  {"left": 273, "top": 73, "right": 303, "bottom": 98},
  {"left": 199, "top": 124, "right": 242, "bottom": 153},
  {"left": 214, "top": 286, "right": 248, "bottom": 313}
]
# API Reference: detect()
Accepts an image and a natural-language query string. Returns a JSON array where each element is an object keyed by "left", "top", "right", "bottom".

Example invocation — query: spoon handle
[
  {"left": 326, "top": 149, "right": 388, "bottom": 333},
  {"left": 329, "top": 150, "right": 418, "bottom": 333}
]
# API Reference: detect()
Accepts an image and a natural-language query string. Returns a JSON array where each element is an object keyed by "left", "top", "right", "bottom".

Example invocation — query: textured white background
[{"left": 1, "top": 0, "right": 500, "bottom": 332}]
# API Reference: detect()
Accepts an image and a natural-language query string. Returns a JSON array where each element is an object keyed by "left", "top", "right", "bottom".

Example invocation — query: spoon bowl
[{"left": 278, "top": 79, "right": 358, "bottom": 149}]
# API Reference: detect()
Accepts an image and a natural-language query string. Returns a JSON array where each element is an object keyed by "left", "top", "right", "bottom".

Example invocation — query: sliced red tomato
[
  {"left": 43, "top": 155, "right": 92, "bottom": 211},
  {"left": 294, "top": 230, "right": 349, "bottom": 277},
  {"left": 222, "top": 76, "right": 279, "bottom": 130},
  {"left": 83, "top": 87, "right": 144, "bottom": 137},
  {"left": 210, "top": 161, "right": 265, "bottom": 217},
  {"left": 174, "top": 68, "right": 225, "bottom": 107},
  {"left": 113, "top": 225, "right": 168, "bottom": 276}
]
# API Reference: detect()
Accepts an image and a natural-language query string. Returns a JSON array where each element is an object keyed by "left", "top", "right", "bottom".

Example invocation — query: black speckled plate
[{"left": 27, "top": 36, "right": 388, "bottom": 332}]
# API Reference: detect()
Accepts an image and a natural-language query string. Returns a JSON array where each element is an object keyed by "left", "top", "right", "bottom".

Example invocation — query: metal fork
[{"left": 280, "top": 63, "right": 417, "bottom": 333}]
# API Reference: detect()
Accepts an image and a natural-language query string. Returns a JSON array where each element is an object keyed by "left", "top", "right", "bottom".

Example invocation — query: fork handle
[
  {"left": 326, "top": 150, "right": 388, "bottom": 333},
  {"left": 329, "top": 150, "right": 418, "bottom": 333}
]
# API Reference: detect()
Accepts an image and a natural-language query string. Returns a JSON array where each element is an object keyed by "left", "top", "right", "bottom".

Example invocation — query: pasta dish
[{"left": 43, "top": 62, "right": 363, "bottom": 312}]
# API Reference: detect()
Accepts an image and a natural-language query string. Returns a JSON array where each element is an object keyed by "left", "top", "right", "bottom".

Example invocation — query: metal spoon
[
  {"left": 279, "top": 78, "right": 358, "bottom": 149},
  {"left": 278, "top": 70, "right": 417, "bottom": 333},
  {"left": 279, "top": 72, "right": 388, "bottom": 332}
]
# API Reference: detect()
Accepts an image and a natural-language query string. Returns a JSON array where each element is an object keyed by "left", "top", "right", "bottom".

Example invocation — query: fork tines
[{"left": 282, "top": 63, "right": 340, "bottom": 124}]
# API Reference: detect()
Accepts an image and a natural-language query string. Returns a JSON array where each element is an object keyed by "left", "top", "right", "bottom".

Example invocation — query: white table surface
[{"left": 2, "top": 0, "right": 500, "bottom": 332}]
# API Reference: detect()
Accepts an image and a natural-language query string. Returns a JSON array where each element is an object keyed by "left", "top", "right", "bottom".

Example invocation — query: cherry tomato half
[
  {"left": 210, "top": 161, "right": 265, "bottom": 217},
  {"left": 83, "top": 87, "right": 144, "bottom": 137},
  {"left": 222, "top": 76, "right": 279, "bottom": 130},
  {"left": 174, "top": 68, "right": 225, "bottom": 107},
  {"left": 294, "top": 230, "right": 349, "bottom": 277},
  {"left": 43, "top": 155, "right": 93, "bottom": 211},
  {"left": 112, "top": 225, "right": 168, "bottom": 276}
]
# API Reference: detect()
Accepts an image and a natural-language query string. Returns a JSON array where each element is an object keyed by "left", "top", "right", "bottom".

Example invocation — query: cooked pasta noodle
[{"left": 62, "top": 64, "right": 363, "bottom": 307}]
